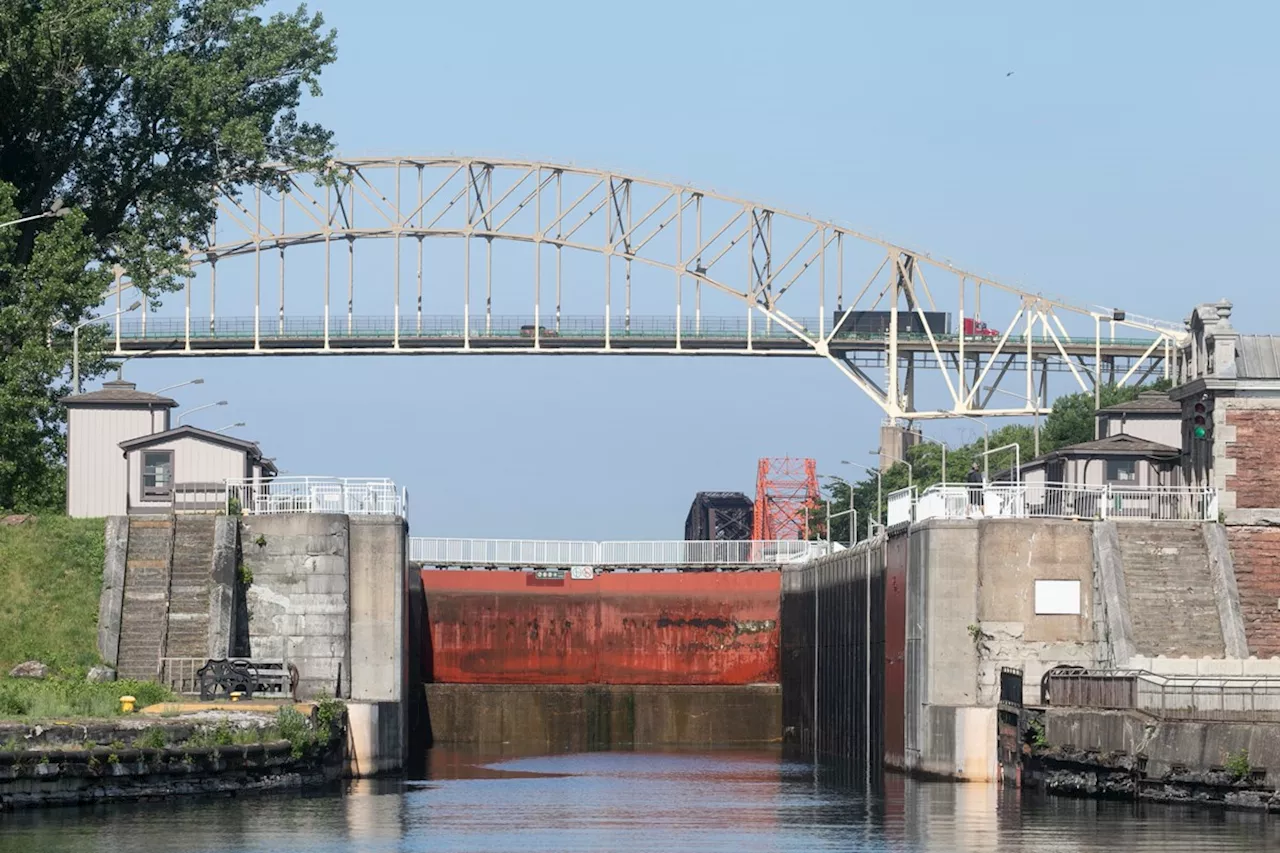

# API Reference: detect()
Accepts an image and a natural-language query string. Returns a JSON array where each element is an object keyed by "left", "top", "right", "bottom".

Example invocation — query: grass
[
  {"left": 0, "top": 515, "right": 105, "bottom": 675},
  {"left": 0, "top": 678, "right": 173, "bottom": 719}
]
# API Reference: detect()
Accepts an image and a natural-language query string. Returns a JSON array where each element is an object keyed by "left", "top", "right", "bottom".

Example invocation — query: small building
[
  {"left": 118, "top": 426, "right": 277, "bottom": 514},
  {"left": 1095, "top": 390, "right": 1180, "bottom": 446},
  {"left": 1019, "top": 433, "right": 1182, "bottom": 489},
  {"left": 62, "top": 380, "right": 177, "bottom": 518}
]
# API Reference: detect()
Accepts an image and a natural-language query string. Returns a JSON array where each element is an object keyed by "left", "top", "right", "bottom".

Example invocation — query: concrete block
[
  {"left": 1195, "top": 659, "right": 1245, "bottom": 676},
  {"left": 1203, "top": 523, "right": 1250, "bottom": 658},
  {"left": 1149, "top": 657, "right": 1199, "bottom": 675},
  {"left": 346, "top": 700, "right": 405, "bottom": 777},
  {"left": 1093, "top": 521, "right": 1135, "bottom": 666},
  {"left": 1242, "top": 658, "right": 1280, "bottom": 676},
  {"left": 97, "top": 517, "right": 129, "bottom": 666}
]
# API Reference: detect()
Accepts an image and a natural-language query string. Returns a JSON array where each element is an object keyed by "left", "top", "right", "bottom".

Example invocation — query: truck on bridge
[{"left": 832, "top": 311, "right": 1000, "bottom": 338}]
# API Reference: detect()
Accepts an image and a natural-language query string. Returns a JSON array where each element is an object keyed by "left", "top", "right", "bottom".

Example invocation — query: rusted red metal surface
[
  {"left": 419, "top": 570, "right": 781, "bottom": 685},
  {"left": 883, "top": 533, "right": 908, "bottom": 766}
]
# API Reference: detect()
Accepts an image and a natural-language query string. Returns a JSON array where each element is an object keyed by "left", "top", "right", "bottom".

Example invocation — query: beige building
[
  {"left": 62, "top": 380, "right": 177, "bottom": 517},
  {"left": 118, "top": 426, "right": 276, "bottom": 514}
]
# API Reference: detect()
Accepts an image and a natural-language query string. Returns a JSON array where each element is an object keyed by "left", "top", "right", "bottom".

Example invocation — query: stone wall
[
  {"left": 241, "top": 514, "right": 351, "bottom": 699},
  {"left": 1226, "top": 526, "right": 1280, "bottom": 657}
]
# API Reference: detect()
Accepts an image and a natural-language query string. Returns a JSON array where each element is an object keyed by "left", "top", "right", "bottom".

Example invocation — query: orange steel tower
[{"left": 752, "top": 457, "right": 820, "bottom": 540}]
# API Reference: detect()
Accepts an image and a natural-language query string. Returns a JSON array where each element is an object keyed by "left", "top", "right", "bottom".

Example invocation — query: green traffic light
[{"left": 1194, "top": 426, "right": 1207, "bottom": 439}]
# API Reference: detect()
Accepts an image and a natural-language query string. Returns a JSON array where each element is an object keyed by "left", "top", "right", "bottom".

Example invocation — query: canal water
[{"left": 1, "top": 748, "right": 1275, "bottom": 852}]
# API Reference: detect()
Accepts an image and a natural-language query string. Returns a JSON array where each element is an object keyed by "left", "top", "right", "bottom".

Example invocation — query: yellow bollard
[
  {"left": 119, "top": 695, "right": 136, "bottom": 713},
  {"left": 229, "top": 691, "right": 243, "bottom": 703}
]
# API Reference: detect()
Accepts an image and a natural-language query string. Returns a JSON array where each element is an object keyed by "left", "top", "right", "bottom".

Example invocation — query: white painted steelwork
[
  {"left": 408, "top": 537, "right": 832, "bottom": 567},
  {"left": 911, "top": 482, "right": 1217, "bottom": 523},
  {"left": 226, "top": 476, "right": 406, "bottom": 517}
]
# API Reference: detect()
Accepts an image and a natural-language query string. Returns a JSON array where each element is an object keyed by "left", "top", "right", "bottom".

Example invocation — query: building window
[
  {"left": 1106, "top": 459, "right": 1136, "bottom": 483},
  {"left": 142, "top": 451, "right": 174, "bottom": 499}
]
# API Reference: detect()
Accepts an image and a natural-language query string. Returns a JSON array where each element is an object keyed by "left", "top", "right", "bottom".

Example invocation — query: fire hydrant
[{"left": 119, "top": 695, "right": 136, "bottom": 713}]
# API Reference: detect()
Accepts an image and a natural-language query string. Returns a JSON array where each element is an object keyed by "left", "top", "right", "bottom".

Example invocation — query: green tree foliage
[
  {"left": 0, "top": 1, "right": 337, "bottom": 510},
  {"left": 811, "top": 382, "right": 1170, "bottom": 541}
]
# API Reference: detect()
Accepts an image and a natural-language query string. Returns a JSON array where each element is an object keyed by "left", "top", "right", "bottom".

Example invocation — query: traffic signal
[{"left": 1189, "top": 395, "right": 1212, "bottom": 441}]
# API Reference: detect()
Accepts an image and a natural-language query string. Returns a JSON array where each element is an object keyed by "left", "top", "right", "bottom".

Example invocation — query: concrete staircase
[
  {"left": 116, "top": 518, "right": 175, "bottom": 681},
  {"left": 1118, "top": 523, "right": 1224, "bottom": 658},
  {"left": 163, "top": 516, "right": 217, "bottom": 659}
]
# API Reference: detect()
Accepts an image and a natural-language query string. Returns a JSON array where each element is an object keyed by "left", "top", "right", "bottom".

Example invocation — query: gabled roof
[
  {"left": 1097, "top": 391, "right": 1178, "bottom": 414},
  {"left": 1042, "top": 432, "right": 1181, "bottom": 460},
  {"left": 61, "top": 380, "right": 177, "bottom": 408},
  {"left": 119, "top": 424, "right": 264, "bottom": 457}
]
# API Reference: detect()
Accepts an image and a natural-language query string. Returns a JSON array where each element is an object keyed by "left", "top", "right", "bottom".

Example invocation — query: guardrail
[
  {"left": 226, "top": 476, "right": 406, "bottom": 517},
  {"left": 1044, "top": 669, "right": 1280, "bottom": 722},
  {"left": 904, "top": 482, "right": 1217, "bottom": 524},
  {"left": 409, "top": 538, "right": 834, "bottom": 568}
]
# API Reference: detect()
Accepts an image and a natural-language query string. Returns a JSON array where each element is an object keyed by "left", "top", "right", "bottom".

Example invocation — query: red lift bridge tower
[{"left": 751, "top": 457, "right": 820, "bottom": 541}]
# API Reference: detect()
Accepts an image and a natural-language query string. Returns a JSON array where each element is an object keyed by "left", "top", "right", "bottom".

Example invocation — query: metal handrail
[
  {"left": 409, "top": 538, "right": 832, "bottom": 567},
  {"left": 1044, "top": 669, "right": 1280, "bottom": 722},
  {"left": 910, "top": 481, "right": 1217, "bottom": 523},
  {"left": 225, "top": 476, "right": 405, "bottom": 517}
]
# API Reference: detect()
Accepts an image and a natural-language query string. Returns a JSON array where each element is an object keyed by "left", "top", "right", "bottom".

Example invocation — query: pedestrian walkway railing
[
  {"left": 225, "top": 476, "right": 406, "bottom": 517},
  {"left": 409, "top": 538, "right": 834, "bottom": 568},
  {"left": 895, "top": 481, "right": 1217, "bottom": 524},
  {"left": 1044, "top": 669, "right": 1280, "bottom": 722}
]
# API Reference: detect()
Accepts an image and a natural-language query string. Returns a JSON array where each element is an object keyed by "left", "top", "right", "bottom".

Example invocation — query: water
[{"left": 1, "top": 748, "right": 1275, "bottom": 852}]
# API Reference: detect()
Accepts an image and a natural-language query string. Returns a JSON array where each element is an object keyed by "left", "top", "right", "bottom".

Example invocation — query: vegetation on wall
[{"left": 0, "top": 0, "right": 339, "bottom": 512}]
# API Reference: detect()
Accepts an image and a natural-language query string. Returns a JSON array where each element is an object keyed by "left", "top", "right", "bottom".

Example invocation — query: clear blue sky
[{"left": 120, "top": 0, "right": 1279, "bottom": 538}]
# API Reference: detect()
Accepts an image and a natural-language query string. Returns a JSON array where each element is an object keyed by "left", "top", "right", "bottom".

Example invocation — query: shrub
[
  {"left": 276, "top": 706, "right": 312, "bottom": 758},
  {"left": 1226, "top": 749, "right": 1251, "bottom": 781}
]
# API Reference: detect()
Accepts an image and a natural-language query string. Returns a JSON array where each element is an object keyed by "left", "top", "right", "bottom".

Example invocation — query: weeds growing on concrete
[{"left": 1225, "top": 749, "right": 1251, "bottom": 781}]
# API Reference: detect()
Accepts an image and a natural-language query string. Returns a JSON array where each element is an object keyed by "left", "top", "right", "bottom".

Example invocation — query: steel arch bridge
[{"left": 106, "top": 156, "right": 1184, "bottom": 420}]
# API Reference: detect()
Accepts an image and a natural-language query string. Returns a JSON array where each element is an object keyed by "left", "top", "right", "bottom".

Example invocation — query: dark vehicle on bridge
[
  {"left": 519, "top": 325, "right": 559, "bottom": 338},
  {"left": 830, "top": 311, "right": 1000, "bottom": 337}
]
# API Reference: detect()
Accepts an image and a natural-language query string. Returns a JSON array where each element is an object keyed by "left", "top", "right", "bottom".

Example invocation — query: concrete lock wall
[{"left": 241, "top": 514, "right": 352, "bottom": 700}]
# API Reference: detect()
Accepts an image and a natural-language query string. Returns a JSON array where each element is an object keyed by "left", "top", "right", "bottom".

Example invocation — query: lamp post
[
  {"left": 156, "top": 379, "right": 205, "bottom": 395},
  {"left": 214, "top": 421, "right": 246, "bottom": 434},
  {"left": 904, "top": 428, "right": 948, "bottom": 485},
  {"left": 69, "top": 302, "right": 142, "bottom": 394},
  {"left": 871, "top": 450, "right": 913, "bottom": 490},
  {"left": 955, "top": 414, "right": 991, "bottom": 479},
  {"left": 176, "top": 400, "right": 228, "bottom": 426},
  {"left": 840, "top": 459, "right": 884, "bottom": 525},
  {"left": 983, "top": 385, "right": 1045, "bottom": 457},
  {"left": 0, "top": 200, "right": 69, "bottom": 230}
]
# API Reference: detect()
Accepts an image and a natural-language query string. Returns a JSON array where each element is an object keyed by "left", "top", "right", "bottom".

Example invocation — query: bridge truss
[{"left": 106, "top": 157, "right": 1184, "bottom": 419}]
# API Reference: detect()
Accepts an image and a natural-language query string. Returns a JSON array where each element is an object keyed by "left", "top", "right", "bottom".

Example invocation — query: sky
[{"left": 117, "top": 0, "right": 1280, "bottom": 538}]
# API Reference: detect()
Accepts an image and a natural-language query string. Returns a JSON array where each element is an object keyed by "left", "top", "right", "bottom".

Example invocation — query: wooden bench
[{"left": 197, "top": 658, "right": 297, "bottom": 701}]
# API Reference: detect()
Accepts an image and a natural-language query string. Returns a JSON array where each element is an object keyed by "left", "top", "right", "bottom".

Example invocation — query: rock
[
  {"left": 9, "top": 660, "right": 49, "bottom": 679},
  {"left": 86, "top": 665, "right": 117, "bottom": 683},
  {"left": 0, "top": 514, "right": 34, "bottom": 526}
]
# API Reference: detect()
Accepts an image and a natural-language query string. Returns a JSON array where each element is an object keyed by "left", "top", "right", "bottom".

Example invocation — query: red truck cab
[{"left": 963, "top": 318, "right": 999, "bottom": 337}]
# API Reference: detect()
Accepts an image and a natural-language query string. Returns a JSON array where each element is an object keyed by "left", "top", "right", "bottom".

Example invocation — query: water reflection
[{"left": 0, "top": 748, "right": 1274, "bottom": 852}]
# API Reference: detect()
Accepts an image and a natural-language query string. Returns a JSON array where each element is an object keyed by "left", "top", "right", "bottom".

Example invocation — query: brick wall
[
  {"left": 1225, "top": 409, "right": 1280, "bottom": 509},
  {"left": 1226, "top": 527, "right": 1280, "bottom": 657}
]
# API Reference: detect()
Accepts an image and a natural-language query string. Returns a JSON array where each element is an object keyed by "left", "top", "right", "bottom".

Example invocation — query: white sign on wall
[
  {"left": 570, "top": 566, "right": 595, "bottom": 580},
  {"left": 1034, "top": 580, "right": 1081, "bottom": 615}
]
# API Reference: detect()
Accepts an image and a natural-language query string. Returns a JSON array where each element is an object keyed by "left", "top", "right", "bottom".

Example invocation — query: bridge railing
[
  {"left": 226, "top": 476, "right": 406, "bottom": 517},
  {"left": 909, "top": 481, "right": 1217, "bottom": 523},
  {"left": 409, "top": 538, "right": 834, "bottom": 567}
]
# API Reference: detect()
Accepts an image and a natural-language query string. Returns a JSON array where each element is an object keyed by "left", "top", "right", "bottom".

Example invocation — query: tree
[
  {"left": 0, "top": 1, "right": 338, "bottom": 511},
  {"left": 1040, "top": 380, "right": 1172, "bottom": 452}
]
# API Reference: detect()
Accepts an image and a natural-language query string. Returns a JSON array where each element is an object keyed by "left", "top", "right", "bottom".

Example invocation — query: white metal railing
[
  {"left": 911, "top": 482, "right": 1217, "bottom": 524},
  {"left": 886, "top": 486, "right": 916, "bottom": 527},
  {"left": 408, "top": 538, "right": 833, "bottom": 567},
  {"left": 226, "top": 476, "right": 406, "bottom": 517}
]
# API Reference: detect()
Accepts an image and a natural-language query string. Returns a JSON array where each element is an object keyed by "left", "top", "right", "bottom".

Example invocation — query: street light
[
  {"left": 904, "top": 428, "right": 948, "bottom": 484},
  {"left": 870, "top": 450, "right": 913, "bottom": 490},
  {"left": 214, "top": 422, "right": 246, "bottom": 434},
  {"left": 840, "top": 459, "right": 884, "bottom": 524},
  {"left": 954, "top": 414, "right": 991, "bottom": 479},
  {"left": 156, "top": 379, "right": 205, "bottom": 395},
  {"left": 0, "top": 199, "right": 70, "bottom": 230},
  {"left": 67, "top": 302, "right": 143, "bottom": 394},
  {"left": 176, "top": 400, "right": 228, "bottom": 426},
  {"left": 983, "top": 385, "right": 1045, "bottom": 457}
]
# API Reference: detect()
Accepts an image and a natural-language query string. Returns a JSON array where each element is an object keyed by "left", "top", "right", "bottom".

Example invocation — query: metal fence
[
  {"left": 908, "top": 482, "right": 1217, "bottom": 524},
  {"left": 1044, "top": 670, "right": 1280, "bottom": 722},
  {"left": 886, "top": 487, "right": 916, "bottom": 528},
  {"left": 158, "top": 657, "right": 206, "bottom": 696},
  {"left": 225, "top": 476, "right": 406, "bottom": 517},
  {"left": 409, "top": 538, "right": 833, "bottom": 568}
]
